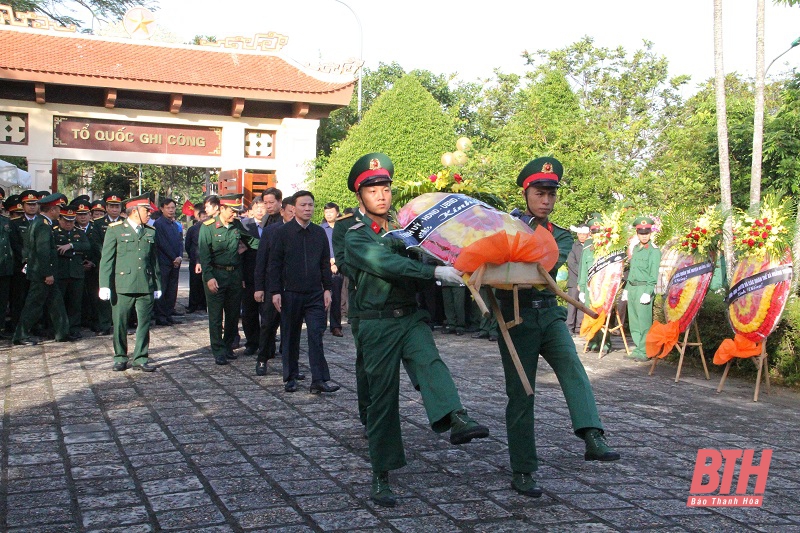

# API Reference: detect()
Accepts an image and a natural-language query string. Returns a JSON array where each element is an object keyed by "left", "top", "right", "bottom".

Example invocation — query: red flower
[
  {"left": 428, "top": 174, "right": 437, "bottom": 182},
  {"left": 682, "top": 241, "right": 688, "bottom": 246},
  {"left": 748, "top": 239, "right": 755, "bottom": 247},
  {"left": 758, "top": 242, "right": 764, "bottom": 247},
  {"left": 762, "top": 231, "right": 768, "bottom": 239},
  {"left": 755, "top": 219, "right": 763, "bottom": 227},
  {"left": 766, "top": 224, "right": 772, "bottom": 230},
  {"left": 453, "top": 173, "right": 463, "bottom": 183},
  {"left": 701, "top": 228, "right": 708, "bottom": 234},
  {"left": 691, "top": 243, "right": 697, "bottom": 249},
  {"left": 763, "top": 217, "right": 769, "bottom": 224}
]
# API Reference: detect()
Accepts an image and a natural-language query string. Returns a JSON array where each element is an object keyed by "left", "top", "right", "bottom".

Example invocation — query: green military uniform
[
  {"left": 577, "top": 219, "right": 611, "bottom": 352},
  {"left": 0, "top": 212, "right": 12, "bottom": 335},
  {"left": 497, "top": 158, "right": 618, "bottom": 497},
  {"left": 441, "top": 280, "right": 466, "bottom": 334},
  {"left": 93, "top": 206, "right": 125, "bottom": 334},
  {"left": 53, "top": 214, "right": 91, "bottom": 337},
  {"left": 198, "top": 194, "right": 258, "bottom": 364},
  {"left": 627, "top": 216, "right": 661, "bottom": 359},
  {"left": 8, "top": 192, "right": 37, "bottom": 334},
  {"left": 12, "top": 199, "right": 70, "bottom": 344},
  {"left": 98, "top": 195, "right": 161, "bottom": 367},
  {"left": 343, "top": 154, "right": 487, "bottom": 494}
]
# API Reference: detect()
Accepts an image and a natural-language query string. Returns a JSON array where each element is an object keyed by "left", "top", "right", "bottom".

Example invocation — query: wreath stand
[
  {"left": 716, "top": 343, "right": 770, "bottom": 402},
  {"left": 648, "top": 321, "right": 710, "bottom": 383},
  {"left": 582, "top": 307, "right": 630, "bottom": 359},
  {"left": 466, "top": 262, "right": 599, "bottom": 397}
]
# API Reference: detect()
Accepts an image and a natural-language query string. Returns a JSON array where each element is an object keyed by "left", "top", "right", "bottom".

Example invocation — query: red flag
[{"left": 181, "top": 200, "right": 194, "bottom": 218}]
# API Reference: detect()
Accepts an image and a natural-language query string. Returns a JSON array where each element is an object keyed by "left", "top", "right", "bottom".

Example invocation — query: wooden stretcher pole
[
  {"left": 486, "top": 289, "right": 534, "bottom": 396},
  {"left": 536, "top": 264, "right": 598, "bottom": 319}
]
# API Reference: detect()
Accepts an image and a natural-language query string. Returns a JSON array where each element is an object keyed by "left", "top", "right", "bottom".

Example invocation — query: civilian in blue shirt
[{"left": 154, "top": 197, "right": 183, "bottom": 326}]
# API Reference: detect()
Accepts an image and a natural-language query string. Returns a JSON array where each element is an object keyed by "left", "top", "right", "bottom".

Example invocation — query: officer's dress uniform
[
  {"left": 199, "top": 214, "right": 256, "bottom": 362},
  {"left": 53, "top": 223, "right": 90, "bottom": 337},
  {"left": 0, "top": 213, "right": 12, "bottom": 331},
  {"left": 99, "top": 217, "right": 161, "bottom": 367},
  {"left": 13, "top": 212, "right": 69, "bottom": 343},
  {"left": 79, "top": 219, "right": 103, "bottom": 331},
  {"left": 626, "top": 238, "right": 661, "bottom": 359},
  {"left": 345, "top": 210, "right": 468, "bottom": 471},
  {"left": 8, "top": 213, "right": 33, "bottom": 333}
]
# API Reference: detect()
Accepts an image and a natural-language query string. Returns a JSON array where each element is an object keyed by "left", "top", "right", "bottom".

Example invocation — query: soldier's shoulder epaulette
[
  {"left": 349, "top": 222, "right": 365, "bottom": 231},
  {"left": 336, "top": 213, "right": 354, "bottom": 221},
  {"left": 43, "top": 218, "right": 51, "bottom": 226},
  {"left": 551, "top": 222, "right": 567, "bottom": 232},
  {"left": 144, "top": 223, "right": 155, "bottom": 230},
  {"left": 108, "top": 221, "right": 123, "bottom": 227},
  {"left": 203, "top": 218, "right": 215, "bottom": 226}
]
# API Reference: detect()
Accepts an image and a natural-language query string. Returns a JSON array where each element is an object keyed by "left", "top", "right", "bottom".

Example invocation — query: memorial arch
[{"left": 0, "top": 7, "right": 357, "bottom": 198}]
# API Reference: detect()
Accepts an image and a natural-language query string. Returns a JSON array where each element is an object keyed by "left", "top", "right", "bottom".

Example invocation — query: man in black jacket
[
  {"left": 253, "top": 196, "right": 294, "bottom": 375},
  {"left": 239, "top": 197, "right": 267, "bottom": 355},
  {"left": 268, "top": 190, "right": 338, "bottom": 394},
  {"left": 185, "top": 204, "right": 207, "bottom": 313}
]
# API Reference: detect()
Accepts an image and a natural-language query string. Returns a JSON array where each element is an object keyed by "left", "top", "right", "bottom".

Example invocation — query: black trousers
[
  {"left": 241, "top": 283, "right": 260, "bottom": 350},
  {"left": 155, "top": 263, "right": 179, "bottom": 321},
  {"left": 257, "top": 300, "right": 281, "bottom": 362},
  {"left": 188, "top": 260, "right": 207, "bottom": 311},
  {"left": 328, "top": 273, "right": 343, "bottom": 331},
  {"left": 566, "top": 285, "right": 584, "bottom": 333},
  {"left": 280, "top": 290, "right": 329, "bottom": 383}
]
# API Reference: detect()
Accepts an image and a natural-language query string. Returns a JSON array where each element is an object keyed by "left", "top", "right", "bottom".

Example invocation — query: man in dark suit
[
  {"left": 154, "top": 197, "right": 183, "bottom": 326},
  {"left": 567, "top": 224, "right": 590, "bottom": 334},
  {"left": 239, "top": 197, "right": 267, "bottom": 355},
  {"left": 253, "top": 195, "right": 294, "bottom": 376},
  {"left": 269, "top": 190, "right": 338, "bottom": 394},
  {"left": 185, "top": 203, "right": 207, "bottom": 313}
]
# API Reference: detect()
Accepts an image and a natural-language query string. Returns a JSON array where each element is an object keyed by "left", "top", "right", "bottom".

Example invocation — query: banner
[
  {"left": 725, "top": 265, "right": 792, "bottom": 305},
  {"left": 385, "top": 194, "right": 488, "bottom": 248}
]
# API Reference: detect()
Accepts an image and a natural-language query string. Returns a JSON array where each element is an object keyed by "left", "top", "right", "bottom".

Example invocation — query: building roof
[{"left": 0, "top": 27, "right": 355, "bottom": 106}]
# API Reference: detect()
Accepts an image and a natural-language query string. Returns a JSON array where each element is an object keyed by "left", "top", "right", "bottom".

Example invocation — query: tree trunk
[
  {"left": 715, "top": 0, "right": 735, "bottom": 277},
  {"left": 750, "top": 0, "right": 766, "bottom": 210}
]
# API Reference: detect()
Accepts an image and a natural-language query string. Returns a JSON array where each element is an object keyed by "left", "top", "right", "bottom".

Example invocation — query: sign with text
[
  {"left": 53, "top": 116, "right": 222, "bottom": 156},
  {"left": 687, "top": 448, "right": 772, "bottom": 507}
]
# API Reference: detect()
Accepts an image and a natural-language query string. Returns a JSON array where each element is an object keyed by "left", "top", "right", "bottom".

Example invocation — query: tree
[
  {"left": 309, "top": 74, "right": 456, "bottom": 213},
  {"left": 714, "top": 0, "right": 735, "bottom": 274},
  {"left": 751, "top": 0, "right": 767, "bottom": 208},
  {"left": 8, "top": 0, "right": 157, "bottom": 29}
]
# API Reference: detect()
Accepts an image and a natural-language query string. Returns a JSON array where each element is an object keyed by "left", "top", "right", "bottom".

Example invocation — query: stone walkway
[{"left": 2, "top": 296, "right": 799, "bottom": 531}]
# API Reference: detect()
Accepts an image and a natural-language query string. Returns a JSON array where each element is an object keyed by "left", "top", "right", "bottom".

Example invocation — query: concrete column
[
  {"left": 276, "top": 118, "right": 320, "bottom": 194},
  {"left": 28, "top": 158, "right": 53, "bottom": 191}
]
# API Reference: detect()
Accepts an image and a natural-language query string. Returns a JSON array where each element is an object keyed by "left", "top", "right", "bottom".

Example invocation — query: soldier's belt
[
  {"left": 211, "top": 263, "right": 237, "bottom": 271},
  {"left": 356, "top": 306, "right": 418, "bottom": 320},
  {"left": 517, "top": 296, "right": 558, "bottom": 309}
]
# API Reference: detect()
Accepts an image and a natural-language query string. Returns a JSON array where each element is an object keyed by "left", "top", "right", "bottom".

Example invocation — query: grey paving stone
[
  {"left": 388, "top": 515, "right": 462, "bottom": 533},
  {"left": 76, "top": 489, "right": 143, "bottom": 509},
  {"left": 140, "top": 475, "right": 205, "bottom": 496},
  {"left": 310, "top": 509, "right": 382, "bottom": 531},
  {"left": 147, "top": 489, "right": 214, "bottom": 512},
  {"left": 6, "top": 504, "right": 73, "bottom": 527},
  {"left": 228, "top": 506, "right": 305, "bottom": 529},
  {"left": 81, "top": 506, "right": 150, "bottom": 529}
]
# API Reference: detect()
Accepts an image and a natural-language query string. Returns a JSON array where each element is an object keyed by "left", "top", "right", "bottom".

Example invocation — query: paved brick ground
[{"left": 2, "top": 286, "right": 799, "bottom": 531}]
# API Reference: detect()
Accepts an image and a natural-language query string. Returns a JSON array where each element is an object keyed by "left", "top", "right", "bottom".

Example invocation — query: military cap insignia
[
  {"left": 369, "top": 158, "right": 381, "bottom": 170},
  {"left": 542, "top": 162, "right": 553, "bottom": 173}
]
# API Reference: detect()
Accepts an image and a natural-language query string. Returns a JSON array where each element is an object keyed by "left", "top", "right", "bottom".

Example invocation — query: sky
[{"left": 91, "top": 0, "right": 800, "bottom": 93}]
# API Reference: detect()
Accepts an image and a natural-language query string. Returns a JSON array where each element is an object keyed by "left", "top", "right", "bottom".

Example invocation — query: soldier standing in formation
[
  {"left": 497, "top": 157, "right": 619, "bottom": 498},
  {"left": 12, "top": 193, "right": 71, "bottom": 345},
  {"left": 343, "top": 152, "right": 489, "bottom": 507},
  {"left": 98, "top": 193, "right": 161, "bottom": 372},
  {"left": 8, "top": 190, "right": 39, "bottom": 336},
  {"left": 624, "top": 216, "right": 661, "bottom": 361},
  {"left": 53, "top": 204, "right": 91, "bottom": 340},
  {"left": 198, "top": 193, "right": 258, "bottom": 366},
  {"left": 0, "top": 190, "right": 11, "bottom": 338}
]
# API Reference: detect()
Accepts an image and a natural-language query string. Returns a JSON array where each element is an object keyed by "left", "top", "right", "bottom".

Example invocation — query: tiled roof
[{"left": 0, "top": 28, "right": 355, "bottom": 105}]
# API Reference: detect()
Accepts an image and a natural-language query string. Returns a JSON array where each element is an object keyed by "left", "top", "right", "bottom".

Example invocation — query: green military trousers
[
  {"left": 441, "top": 285, "right": 466, "bottom": 332},
  {"left": 112, "top": 292, "right": 153, "bottom": 366},
  {"left": 58, "top": 278, "right": 84, "bottom": 336},
  {"left": 205, "top": 270, "right": 242, "bottom": 357},
  {"left": 13, "top": 280, "right": 69, "bottom": 342},
  {"left": 357, "top": 310, "right": 462, "bottom": 472},
  {"left": 626, "top": 285, "right": 653, "bottom": 358},
  {"left": 497, "top": 304, "right": 603, "bottom": 473}
]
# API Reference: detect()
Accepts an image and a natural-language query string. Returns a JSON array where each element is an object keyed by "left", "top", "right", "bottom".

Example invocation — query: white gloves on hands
[
  {"left": 154, "top": 291, "right": 162, "bottom": 300},
  {"left": 640, "top": 293, "right": 651, "bottom": 305},
  {"left": 621, "top": 290, "right": 628, "bottom": 301},
  {"left": 434, "top": 266, "right": 464, "bottom": 285},
  {"left": 99, "top": 288, "right": 111, "bottom": 301},
  {"left": 579, "top": 292, "right": 585, "bottom": 303}
]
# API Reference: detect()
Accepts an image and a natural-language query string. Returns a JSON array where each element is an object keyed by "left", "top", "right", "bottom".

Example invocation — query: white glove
[
  {"left": 640, "top": 293, "right": 651, "bottom": 305},
  {"left": 621, "top": 290, "right": 628, "bottom": 301},
  {"left": 99, "top": 288, "right": 111, "bottom": 301},
  {"left": 579, "top": 292, "right": 585, "bottom": 303},
  {"left": 154, "top": 291, "right": 162, "bottom": 300},
  {"left": 434, "top": 266, "right": 464, "bottom": 285}
]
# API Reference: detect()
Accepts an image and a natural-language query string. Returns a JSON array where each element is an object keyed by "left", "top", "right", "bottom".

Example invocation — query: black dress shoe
[
  {"left": 296, "top": 373, "right": 305, "bottom": 381},
  {"left": 112, "top": 361, "right": 128, "bottom": 371},
  {"left": 226, "top": 350, "right": 238, "bottom": 360},
  {"left": 214, "top": 354, "right": 229, "bottom": 365},
  {"left": 331, "top": 328, "right": 343, "bottom": 337},
  {"left": 155, "top": 319, "right": 170, "bottom": 326},
  {"left": 13, "top": 337, "right": 38, "bottom": 346},
  {"left": 488, "top": 335, "right": 498, "bottom": 342},
  {"left": 284, "top": 379, "right": 297, "bottom": 392},
  {"left": 97, "top": 328, "right": 112, "bottom": 336},
  {"left": 132, "top": 362, "right": 157, "bottom": 372},
  {"left": 68, "top": 333, "right": 82, "bottom": 341},
  {"left": 255, "top": 361, "right": 267, "bottom": 376},
  {"left": 471, "top": 331, "right": 489, "bottom": 339},
  {"left": 309, "top": 381, "right": 340, "bottom": 394},
  {"left": 243, "top": 346, "right": 257, "bottom": 356}
]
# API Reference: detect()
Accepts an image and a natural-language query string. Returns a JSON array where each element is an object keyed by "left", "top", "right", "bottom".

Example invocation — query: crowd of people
[{"left": 0, "top": 152, "right": 626, "bottom": 505}]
